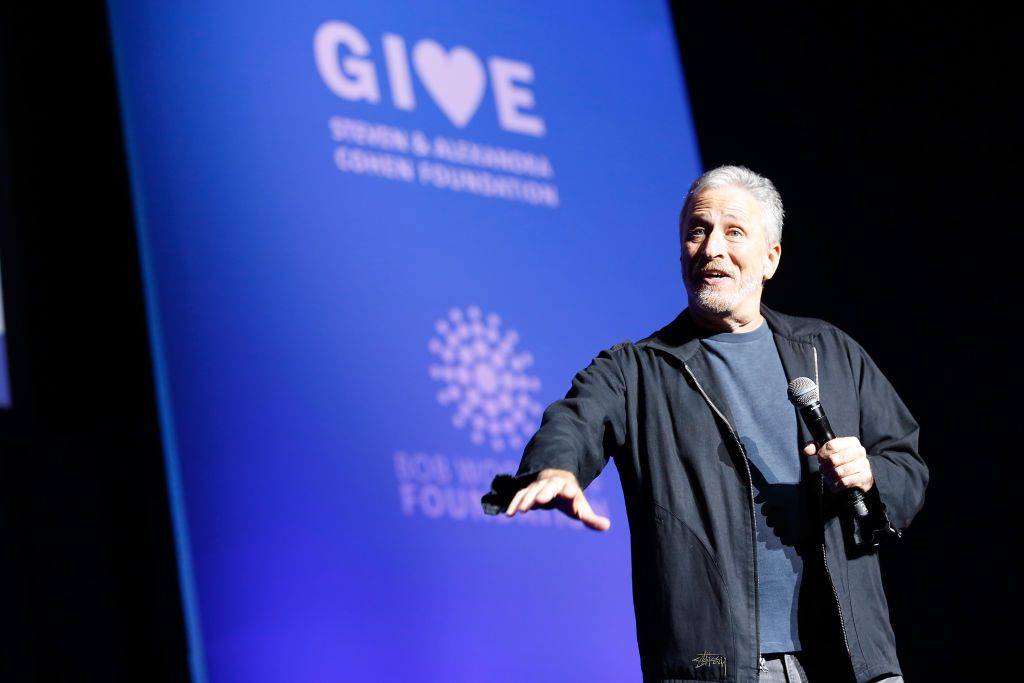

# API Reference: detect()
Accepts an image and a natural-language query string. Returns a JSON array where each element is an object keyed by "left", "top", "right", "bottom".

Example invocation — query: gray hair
[{"left": 679, "top": 165, "right": 785, "bottom": 245}]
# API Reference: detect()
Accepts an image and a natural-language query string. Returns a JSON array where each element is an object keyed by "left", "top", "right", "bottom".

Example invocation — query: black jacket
[{"left": 484, "top": 305, "right": 928, "bottom": 683}]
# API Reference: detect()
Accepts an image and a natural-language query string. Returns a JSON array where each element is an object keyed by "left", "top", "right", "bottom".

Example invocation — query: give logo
[{"left": 314, "top": 21, "right": 545, "bottom": 137}]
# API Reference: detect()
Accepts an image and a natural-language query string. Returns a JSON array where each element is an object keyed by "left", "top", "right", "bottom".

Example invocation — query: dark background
[{"left": 0, "top": 2, "right": 1015, "bottom": 680}]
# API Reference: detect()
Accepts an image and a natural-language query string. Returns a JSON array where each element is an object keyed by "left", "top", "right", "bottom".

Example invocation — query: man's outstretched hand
[{"left": 504, "top": 468, "right": 611, "bottom": 531}]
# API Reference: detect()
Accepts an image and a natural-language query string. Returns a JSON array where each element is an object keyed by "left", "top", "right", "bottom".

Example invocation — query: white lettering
[
  {"left": 329, "top": 116, "right": 409, "bottom": 152},
  {"left": 488, "top": 57, "right": 545, "bottom": 137},
  {"left": 452, "top": 457, "right": 518, "bottom": 485},
  {"left": 398, "top": 483, "right": 418, "bottom": 516},
  {"left": 315, "top": 22, "right": 545, "bottom": 136},
  {"left": 411, "top": 130, "right": 431, "bottom": 156},
  {"left": 314, "top": 21, "right": 380, "bottom": 103},
  {"left": 382, "top": 33, "right": 415, "bottom": 111},
  {"left": 335, "top": 146, "right": 415, "bottom": 182},
  {"left": 419, "top": 485, "right": 445, "bottom": 518},
  {"left": 417, "top": 161, "right": 559, "bottom": 207},
  {"left": 393, "top": 451, "right": 452, "bottom": 483},
  {"left": 431, "top": 135, "right": 553, "bottom": 178}
]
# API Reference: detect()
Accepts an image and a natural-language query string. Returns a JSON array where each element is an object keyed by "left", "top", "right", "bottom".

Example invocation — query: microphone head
[{"left": 787, "top": 376, "right": 819, "bottom": 407}]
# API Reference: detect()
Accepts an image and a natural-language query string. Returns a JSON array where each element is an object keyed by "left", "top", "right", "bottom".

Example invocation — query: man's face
[{"left": 679, "top": 186, "right": 781, "bottom": 318}]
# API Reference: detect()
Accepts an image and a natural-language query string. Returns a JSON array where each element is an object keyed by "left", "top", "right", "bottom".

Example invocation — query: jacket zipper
[
  {"left": 682, "top": 362, "right": 761, "bottom": 673},
  {"left": 812, "top": 345, "right": 853, "bottom": 660}
]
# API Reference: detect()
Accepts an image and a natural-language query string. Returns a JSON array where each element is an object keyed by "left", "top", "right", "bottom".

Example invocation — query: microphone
[{"left": 787, "top": 377, "right": 870, "bottom": 520}]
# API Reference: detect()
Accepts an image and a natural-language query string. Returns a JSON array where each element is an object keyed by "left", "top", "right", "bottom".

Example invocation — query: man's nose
[{"left": 702, "top": 225, "right": 728, "bottom": 259}]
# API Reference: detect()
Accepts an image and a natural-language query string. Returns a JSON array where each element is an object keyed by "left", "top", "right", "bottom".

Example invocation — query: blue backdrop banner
[{"left": 106, "top": 1, "right": 702, "bottom": 680}]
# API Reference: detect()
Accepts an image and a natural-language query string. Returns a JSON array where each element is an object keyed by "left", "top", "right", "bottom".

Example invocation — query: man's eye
[{"left": 688, "top": 228, "right": 705, "bottom": 239}]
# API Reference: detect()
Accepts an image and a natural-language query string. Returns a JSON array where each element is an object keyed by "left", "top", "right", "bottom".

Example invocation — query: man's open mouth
[{"left": 699, "top": 270, "right": 732, "bottom": 279}]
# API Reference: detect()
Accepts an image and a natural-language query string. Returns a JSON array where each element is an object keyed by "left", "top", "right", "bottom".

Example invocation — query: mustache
[{"left": 691, "top": 260, "right": 736, "bottom": 278}]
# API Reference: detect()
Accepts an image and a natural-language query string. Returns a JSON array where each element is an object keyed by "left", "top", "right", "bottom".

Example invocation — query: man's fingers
[
  {"left": 573, "top": 492, "right": 611, "bottom": 531},
  {"left": 559, "top": 479, "right": 581, "bottom": 500},
  {"left": 506, "top": 481, "right": 542, "bottom": 515},
  {"left": 802, "top": 442, "right": 817, "bottom": 456},
  {"left": 821, "top": 455, "right": 874, "bottom": 491},
  {"left": 837, "top": 474, "right": 872, "bottom": 491},
  {"left": 835, "top": 461, "right": 874, "bottom": 492},
  {"left": 818, "top": 437, "right": 860, "bottom": 458},
  {"left": 517, "top": 480, "right": 550, "bottom": 512},
  {"left": 505, "top": 487, "right": 528, "bottom": 516},
  {"left": 513, "top": 475, "right": 578, "bottom": 513},
  {"left": 828, "top": 436, "right": 860, "bottom": 450},
  {"left": 503, "top": 475, "right": 609, "bottom": 530},
  {"left": 826, "top": 447, "right": 866, "bottom": 467},
  {"left": 833, "top": 460, "right": 867, "bottom": 480},
  {"left": 533, "top": 478, "right": 567, "bottom": 505}
]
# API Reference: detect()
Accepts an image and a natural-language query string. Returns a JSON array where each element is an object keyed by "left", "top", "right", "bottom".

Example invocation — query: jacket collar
[
  {"left": 640, "top": 303, "right": 812, "bottom": 364},
  {"left": 641, "top": 303, "right": 822, "bottom": 467}
]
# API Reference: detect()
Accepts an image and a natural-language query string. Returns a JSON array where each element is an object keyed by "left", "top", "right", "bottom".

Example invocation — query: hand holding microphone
[
  {"left": 787, "top": 377, "right": 874, "bottom": 519},
  {"left": 801, "top": 439, "right": 875, "bottom": 496}
]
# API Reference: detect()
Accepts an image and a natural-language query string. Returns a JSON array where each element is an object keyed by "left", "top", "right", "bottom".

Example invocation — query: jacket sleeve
[
  {"left": 849, "top": 338, "right": 929, "bottom": 536},
  {"left": 480, "top": 344, "right": 629, "bottom": 514}
]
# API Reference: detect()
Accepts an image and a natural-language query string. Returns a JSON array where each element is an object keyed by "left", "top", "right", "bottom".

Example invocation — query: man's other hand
[
  {"left": 803, "top": 436, "right": 875, "bottom": 493},
  {"left": 504, "top": 468, "right": 611, "bottom": 531}
]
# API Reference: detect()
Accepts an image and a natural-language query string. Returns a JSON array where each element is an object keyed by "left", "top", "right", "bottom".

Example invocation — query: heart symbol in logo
[{"left": 412, "top": 40, "right": 486, "bottom": 129}]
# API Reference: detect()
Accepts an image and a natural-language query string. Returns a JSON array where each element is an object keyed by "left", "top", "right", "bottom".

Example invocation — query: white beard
[{"left": 690, "top": 261, "right": 766, "bottom": 314}]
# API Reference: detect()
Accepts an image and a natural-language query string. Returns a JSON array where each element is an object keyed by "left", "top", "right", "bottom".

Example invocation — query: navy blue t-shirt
[{"left": 701, "top": 320, "right": 806, "bottom": 653}]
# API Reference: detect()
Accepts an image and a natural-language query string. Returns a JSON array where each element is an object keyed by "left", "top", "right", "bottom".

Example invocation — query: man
[{"left": 482, "top": 166, "right": 927, "bottom": 682}]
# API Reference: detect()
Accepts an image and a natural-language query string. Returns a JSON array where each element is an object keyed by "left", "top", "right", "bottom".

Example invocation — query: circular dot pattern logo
[{"left": 428, "top": 306, "right": 542, "bottom": 451}]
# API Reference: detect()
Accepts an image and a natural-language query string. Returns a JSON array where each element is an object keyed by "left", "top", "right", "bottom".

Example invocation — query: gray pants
[{"left": 758, "top": 654, "right": 905, "bottom": 683}]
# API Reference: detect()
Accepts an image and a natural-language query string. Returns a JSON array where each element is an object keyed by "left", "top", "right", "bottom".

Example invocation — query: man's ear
[{"left": 763, "top": 242, "right": 782, "bottom": 281}]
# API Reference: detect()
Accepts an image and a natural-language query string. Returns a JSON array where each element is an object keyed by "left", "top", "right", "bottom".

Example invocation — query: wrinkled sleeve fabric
[
  {"left": 480, "top": 344, "right": 629, "bottom": 515},
  {"left": 847, "top": 335, "right": 929, "bottom": 536}
]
